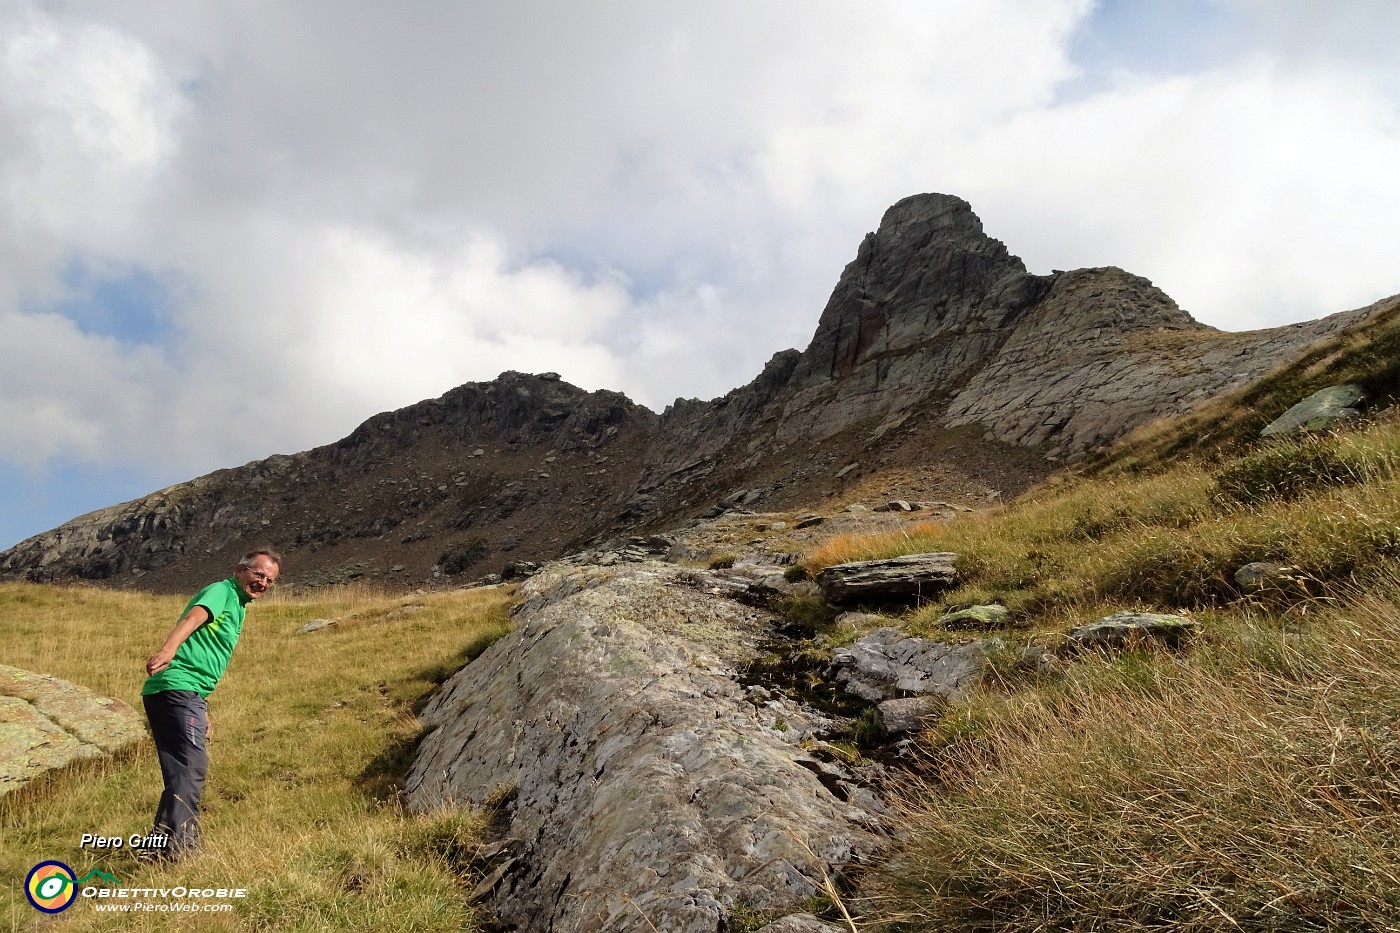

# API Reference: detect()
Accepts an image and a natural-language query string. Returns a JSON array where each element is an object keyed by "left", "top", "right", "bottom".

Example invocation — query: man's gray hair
[{"left": 238, "top": 548, "right": 282, "bottom": 569}]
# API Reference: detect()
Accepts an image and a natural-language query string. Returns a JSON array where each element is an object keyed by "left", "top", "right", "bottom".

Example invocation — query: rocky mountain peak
[
  {"left": 1, "top": 195, "right": 1388, "bottom": 591},
  {"left": 789, "top": 192, "right": 1038, "bottom": 388}
]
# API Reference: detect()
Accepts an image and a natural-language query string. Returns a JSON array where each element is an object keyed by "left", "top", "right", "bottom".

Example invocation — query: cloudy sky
[{"left": 2, "top": 0, "right": 1398, "bottom": 549}]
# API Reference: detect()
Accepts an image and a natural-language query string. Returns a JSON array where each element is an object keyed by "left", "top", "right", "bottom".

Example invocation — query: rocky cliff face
[
  {"left": 0, "top": 373, "right": 660, "bottom": 592},
  {"left": 1, "top": 194, "right": 1387, "bottom": 589}
]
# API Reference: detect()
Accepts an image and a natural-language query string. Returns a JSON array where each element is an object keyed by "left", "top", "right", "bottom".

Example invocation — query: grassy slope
[
  {"left": 2, "top": 583, "right": 512, "bottom": 933},
  {"left": 795, "top": 321, "right": 1400, "bottom": 929}
]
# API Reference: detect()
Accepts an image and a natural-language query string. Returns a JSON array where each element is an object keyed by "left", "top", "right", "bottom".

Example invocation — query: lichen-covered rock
[
  {"left": 1067, "top": 611, "right": 1202, "bottom": 651},
  {"left": 0, "top": 665, "right": 145, "bottom": 795},
  {"left": 406, "top": 563, "right": 884, "bottom": 933},
  {"left": 830, "top": 628, "right": 986, "bottom": 703},
  {"left": 1261, "top": 384, "right": 1366, "bottom": 437},
  {"left": 939, "top": 604, "right": 1009, "bottom": 630},
  {"left": 1234, "top": 561, "right": 1307, "bottom": 594},
  {"left": 816, "top": 553, "right": 959, "bottom": 606}
]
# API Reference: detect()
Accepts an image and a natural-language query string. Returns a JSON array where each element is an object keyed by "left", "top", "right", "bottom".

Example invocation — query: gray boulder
[
  {"left": 406, "top": 563, "right": 884, "bottom": 933},
  {"left": 1234, "top": 561, "right": 1306, "bottom": 594},
  {"left": 1067, "top": 611, "right": 1202, "bottom": 651},
  {"left": 1, "top": 665, "right": 146, "bottom": 796},
  {"left": 1261, "top": 384, "right": 1366, "bottom": 437},
  {"left": 875, "top": 697, "right": 943, "bottom": 736},
  {"left": 830, "top": 628, "right": 986, "bottom": 703},
  {"left": 816, "top": 553, "right": 958, "bottom": 606}
]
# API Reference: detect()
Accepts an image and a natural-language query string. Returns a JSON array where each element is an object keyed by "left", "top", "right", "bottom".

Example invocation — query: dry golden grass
[
  {"left": 1, "top": 581, "right": 513, "bottom": 932},
  {"left": 797, "top": 393, "right": 1400, "bottom": 929},
  {"left": 800, "top": 521, "right": 947, "bottom": 576},
  {"left": 866, "top": 584, "right": 1400, "bottom": 931}
]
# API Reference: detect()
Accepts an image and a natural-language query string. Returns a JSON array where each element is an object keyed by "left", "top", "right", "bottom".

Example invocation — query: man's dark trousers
[{"left": 143, "top": 690, "right": 208, "bottom": 856}]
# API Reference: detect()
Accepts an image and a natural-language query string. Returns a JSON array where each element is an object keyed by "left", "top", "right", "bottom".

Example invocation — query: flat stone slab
[
  {"left": 816, "top": 553, "right": 958, "bottom": 606},
  {"left": 1067, "top": 612, "right": 1202, "bottom": 651},
  {"left": 0, "top": 664, "right": 145, "bottom": 796}
]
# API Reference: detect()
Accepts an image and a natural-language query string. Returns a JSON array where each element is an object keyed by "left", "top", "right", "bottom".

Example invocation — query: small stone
[
  {"left": 298, "top": 618, "right": 338, "bottom": 634},
  {"left": 1234, "top": 561, "right": 1305, "bottom": 594},
  {"left": 939, "top": 604, "right": 1009, "bottom": 630},
  {"left": 835, "top": 463, "right": 859, "bottom": 478}
]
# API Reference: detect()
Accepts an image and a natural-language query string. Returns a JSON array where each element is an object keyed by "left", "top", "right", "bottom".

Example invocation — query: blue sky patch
[
  {"left": 1063, "top": 0, "right": 1243, "bottom": 98},
  {"left": 54, "top": 258, "right": 184, "bottom": 347},
  {"left": 0, "top": 459, "right": 169, "bottom": 552}
]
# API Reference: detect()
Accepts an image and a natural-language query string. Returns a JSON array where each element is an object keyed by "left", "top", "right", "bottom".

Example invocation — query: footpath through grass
[{"left": 1, "top": 581, "right": 512, "bottom": 933}]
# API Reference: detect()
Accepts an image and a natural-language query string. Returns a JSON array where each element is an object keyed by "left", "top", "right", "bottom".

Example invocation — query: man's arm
[{"left": 145, "top": 605, "right": 212, "bottom": 676}]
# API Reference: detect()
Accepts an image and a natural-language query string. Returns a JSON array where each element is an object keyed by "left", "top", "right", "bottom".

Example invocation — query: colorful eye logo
[{"left": 25, "top": 861, "right": 77, "bottom": 913}]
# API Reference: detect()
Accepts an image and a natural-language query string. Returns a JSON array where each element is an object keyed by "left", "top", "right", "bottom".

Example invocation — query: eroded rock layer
[{"left": 406, "top": 564, "right": 885, "bottom": 933}]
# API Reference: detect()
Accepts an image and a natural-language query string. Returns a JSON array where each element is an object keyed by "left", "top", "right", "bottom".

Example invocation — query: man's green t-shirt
[{"left": 141, "top": 578, "right": 251, "bottom": 697}]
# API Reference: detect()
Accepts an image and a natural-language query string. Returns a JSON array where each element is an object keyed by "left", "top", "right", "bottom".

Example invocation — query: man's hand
[
  {"left": 144, "top": 605, "right": 211, "bottom": 677},
  {"left": 146, "top": 648, "right": 176, "bottom": 676},
  {"left": 205, "top": 713, "right": 213, "bottom": 742}
]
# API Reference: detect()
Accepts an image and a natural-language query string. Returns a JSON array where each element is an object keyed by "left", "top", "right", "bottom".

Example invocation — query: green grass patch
[{"left": 1, "top": 582, "right": 513, "bottom": 932}]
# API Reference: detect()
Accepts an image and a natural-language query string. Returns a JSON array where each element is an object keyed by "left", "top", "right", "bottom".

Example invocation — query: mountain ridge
[{"left": 2, "top": 193, "right": 1389, "bottom": 590}]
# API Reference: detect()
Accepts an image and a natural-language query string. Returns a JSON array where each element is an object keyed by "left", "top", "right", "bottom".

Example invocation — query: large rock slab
[
  {"left": 0, "top": 665, "right": 145, "bottom": 795},
  {"left": 406, "top": 563, "right": 884, "bottom": 933},
  {"left": 1260, "top": 384, "right": 1367, "bottom": 437},
  {"left": 816, "top": 553, "right": 959, "bottom": 606}
]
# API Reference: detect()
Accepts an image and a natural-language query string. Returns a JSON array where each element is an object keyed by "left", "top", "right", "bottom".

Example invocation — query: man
[{"left": 140, "top": 549, "right": 280, "bottom": 859}]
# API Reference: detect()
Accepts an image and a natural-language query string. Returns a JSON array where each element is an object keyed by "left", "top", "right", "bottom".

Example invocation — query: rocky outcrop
[
  {"left": 4, "top": 194, "right": 1392, "bottom": 590},
  {"left": 1261, "top": 384, "right": 1367, "bottom": 437},
  {"left": 830, "top": 628, "right": 987, "bottom": 704},
  {"left": 405, "top": 563, "right": 885, "bottom": 933},
  {"left": 816, "top": 553, "right": 960, "bottom": 606},
  {"left": 0, "top": 665, "right": 146, "bottom": 795}
]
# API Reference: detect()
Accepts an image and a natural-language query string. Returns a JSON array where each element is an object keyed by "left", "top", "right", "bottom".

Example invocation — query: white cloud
[
  {"left": 939, "top": 58, "right": 1400, "bottom": 327},
  {"left": 2, "top": 0, "right": 1400, "bottom": 549}
]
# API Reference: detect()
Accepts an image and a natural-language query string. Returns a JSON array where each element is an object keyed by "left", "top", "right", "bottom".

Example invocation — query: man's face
[{"left": 233, "top": 555, "right": 279, "bottom": 600}]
